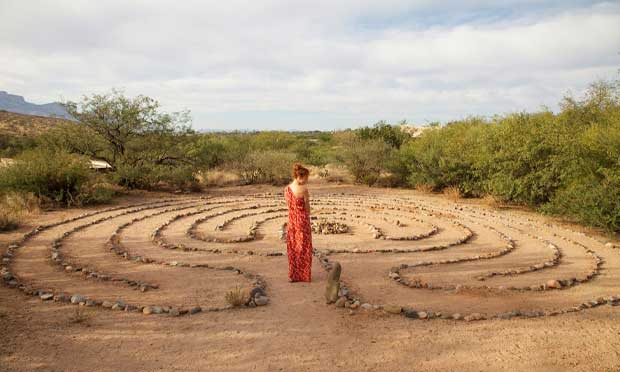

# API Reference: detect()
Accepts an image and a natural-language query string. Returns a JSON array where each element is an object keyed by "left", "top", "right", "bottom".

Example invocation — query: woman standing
[{"left": 284, "top": 163, "right": 313, "bottom": 282}]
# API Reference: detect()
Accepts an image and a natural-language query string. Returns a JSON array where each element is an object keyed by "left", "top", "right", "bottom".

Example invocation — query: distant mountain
[{"left": 0, "top": 91, "right": 71, "bottom": 119}]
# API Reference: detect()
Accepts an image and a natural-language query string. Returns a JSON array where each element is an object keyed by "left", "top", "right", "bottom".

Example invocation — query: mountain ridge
[{"left": 0, "top": 91, "right": 71, "bottom": 119}]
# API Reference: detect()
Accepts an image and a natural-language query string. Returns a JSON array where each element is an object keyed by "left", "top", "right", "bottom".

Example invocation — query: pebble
[
  {"left": 40, "top": 293, "right": 54, "bottom": 301},
  {"left": 361, "top": 303, "right": 373, "bottom": 310},
  {"left": 102, "top": 301, "right": 114, "bottom": 309},
  {"left": 190, "top": 306, "right": 202, "bottom": 314},
  {"left": 546, "top": 279, "right": 562, "bottom": 289},
  {"left": 452, "top": 313, "right": 463, "bottom": 320},
  {"left": 254, "top": 296, "right": 269, "bottom": 306},
  {"left": 417, "top": 311, "right": 428, "bottom": 319},
  {"left": 335, "top": 297, "right": 347, "bottom": 308},
  {"left": 383, "top": 304, "right": 402, "bottom": 314},
  {"left": 70, "top": 295, "right": 86, "bottom": 304},
  {"left": 464, "top": 313, "right": 484, "bottom": 322},
  {"left": 250, "top": 287, "right": 266, "bottom": 299},
  {"left": 168, "top": 308, "right": 180, "bottom": 317},
  {"left": 143, "top": 306, "right": 153, "bottom": 315},
  {"left": 404, "top": 309, "right": 419, "bottom": 319}
]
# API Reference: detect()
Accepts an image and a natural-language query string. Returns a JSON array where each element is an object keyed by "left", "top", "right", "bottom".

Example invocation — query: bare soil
[{"left": 1, "top": 183, "right": 619, "bottom": 372}]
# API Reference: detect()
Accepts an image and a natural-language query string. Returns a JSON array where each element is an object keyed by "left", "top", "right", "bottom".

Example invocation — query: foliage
[
  {"left": 340, "top": 135, "right": 394, "bottom": 186},
  {"left": 0, "top": 192, "right": 39, "bottom": 231},
  {"left": 0, "top": 149, "right": 92, "bottom": 206},
  {"left": 233, "top": 150, "right": 296, "bottom": 185}
]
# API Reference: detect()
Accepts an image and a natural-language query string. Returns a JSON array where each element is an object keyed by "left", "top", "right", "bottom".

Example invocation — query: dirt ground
[{"left": 1, "top": 183, "right": 619, "bottom": 372}]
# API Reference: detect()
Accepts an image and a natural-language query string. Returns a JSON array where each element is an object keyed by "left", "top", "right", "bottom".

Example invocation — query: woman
[{"left": 284, "top": 163, "right": 313, "bottom": 282}]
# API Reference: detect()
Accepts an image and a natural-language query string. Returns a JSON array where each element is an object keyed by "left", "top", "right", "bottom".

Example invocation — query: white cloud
[{"left": 0, "top": 0, "right": 618, "bottom": 130}]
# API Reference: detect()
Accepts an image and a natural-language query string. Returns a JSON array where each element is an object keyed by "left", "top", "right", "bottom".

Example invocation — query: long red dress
[{"left": 284, "top": 185, "right": 313, "bottom": 282}]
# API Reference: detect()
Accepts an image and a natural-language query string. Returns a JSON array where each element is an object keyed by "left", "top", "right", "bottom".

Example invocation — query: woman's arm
[{"left": 304, "top": 188, "right": 310, "bottom": 215}]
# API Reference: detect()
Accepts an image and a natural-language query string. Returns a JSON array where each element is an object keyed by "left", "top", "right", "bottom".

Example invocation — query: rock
[
  {"left": 361, "top": 303, "right": 373, "bottom": 310},
  {"left": 417, "top": 311, "right": 428, "bottom": 319},
  {"left": 250, "top": 287, "right": 267, "bottom": 299},
  {"left": 334, "top": 297, "right": 347, "bottom": 308},
  {"left": 40, "top": 293, "right": 54, "bottom": 301},
  {"left": 254, "top": 296, "right": 269, "bottom": 306},
  {"left": 152, "top": 306, "right": 163, "bottom": 314},
  {"left": 70, "top": 295, "right": 86, "bottom": 304},
  {"left": 464, "top": 313, "right": 484, "bottom": 322},
  {"left": 350, "top": 301, "right": 360, "bottom": 310},
  {"left": 168, "top": 308, "right": 180, "bottom": 317},
  {"left": 452, "top": 313, "right": 462, "bottom": 320},
  {"left": 143, "top": 306, "right": 154, "bottom": 315},
  {"left": 325, "top": 262, "right": 341, "bottom": 304},
  {"left": 102, "top": 301, "right": 114, "bottom": 309},
  {"left": 404, "top": 309, "right": 419, "bottom": 319},
  {"left": 383, "top": 304, "right": 402, "bottom": 314},
  {"left": 546, "top": 279, "right": 562, "bottom": 289},
  {"left": 190, "top": 306, "right": 202, "bottom": 314},
  {"left": 112, "top": 301, "right": 126, "bottom": 311}
]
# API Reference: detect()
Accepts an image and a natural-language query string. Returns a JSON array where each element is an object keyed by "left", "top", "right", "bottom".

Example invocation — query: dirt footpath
[{"left": 1, "top": 185, "right": 619, "bottom": 372}]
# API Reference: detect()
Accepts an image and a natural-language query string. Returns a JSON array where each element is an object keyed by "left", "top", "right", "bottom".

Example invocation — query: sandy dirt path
[{"left": 1, "top": 185, "right": 619, "bottom": 372}]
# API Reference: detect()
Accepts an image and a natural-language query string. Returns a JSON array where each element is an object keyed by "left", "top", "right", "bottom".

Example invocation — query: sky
[{"left": 1, "top": 0, "right": 619, "bottom": 131}]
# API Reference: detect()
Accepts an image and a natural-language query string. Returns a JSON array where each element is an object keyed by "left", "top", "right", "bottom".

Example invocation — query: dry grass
[
  {"left": 482, "top": 194, "right": 509, "bottom": 209},
  {"left": 0, "top": 110, "right": 70, "bottom": 136},
  {"left": 0, "top": 192, "right": 39, "bottom": 231},
  {"left": 68, "top": 306, "right": 91, "bottom": 325},
  {"left": 443, "top": 186, "right": 461, "bottom": 202},
  {"left": 202, "top": 170, "right": 242, "bottom": 187},
  {"left": 225, "top": 286, "right": 249, "bottom": 307},
  {"left": 415, "top": 184, "right": 435, "bottom": 194}
]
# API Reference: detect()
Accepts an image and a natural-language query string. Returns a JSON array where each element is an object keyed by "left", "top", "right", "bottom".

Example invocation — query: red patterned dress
[{"left": 284, "top": 185, "right": 313, "bottom": 282}]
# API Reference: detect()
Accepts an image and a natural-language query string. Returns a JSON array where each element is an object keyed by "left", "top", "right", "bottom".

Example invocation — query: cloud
[{"left": 0, "top": 0, "right": 618, "bottom": 130}]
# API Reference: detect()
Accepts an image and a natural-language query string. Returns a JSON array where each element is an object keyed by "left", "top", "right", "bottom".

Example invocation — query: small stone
[
  {"left": 112, "top": 302, "right": 126, "bottom": 311},
  {"left": 383, "top": 304, "right": 402, "bottom": 314},
  {"left": 452, "top": 313, "right": 462, "bottom": 320},
  {"left": 417, "top": 311, "right": 428, "bottom": 319},
  {"left": 335, "top": 297, "right": 347, "bottom": 308},
  {"left": 361, "top": 303, "right": 373, "bottom": 310},
  {"left": 190, "top": 306, "right": 202, "bottom": 314},
  {"left": 168, "top": 308, "right": 180, "bottom": 316},
  {"left": 546, "top": 279, "right": 562, "bottom": 289},
  {"left": 464, "top": 313, "right": 484, "bottom": 322},
  {"left": 70, "top": 295, "right": 86, "bottom": 304},
  {"left": 250, "top": 287, "right": 267, "bottom": 299},
  {"left": 40, "top": 293, "right": 54, "bottom": 301},
  {"left": 143, "top": 306, "right": 153, "bottom": 315},
  {"left": 254, "top": 296, "right": 269, "bottom": 306},
  {"left": 102, "top": 301, "right": 114, "bottom": 309},
  {"left": 404, "top": 309, "right": 419, "bottom": 319}
]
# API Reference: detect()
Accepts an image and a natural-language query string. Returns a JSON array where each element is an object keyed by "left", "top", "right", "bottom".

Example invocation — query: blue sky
[{"left": 1, "top": 0, "right": 619, "bottom": 131}]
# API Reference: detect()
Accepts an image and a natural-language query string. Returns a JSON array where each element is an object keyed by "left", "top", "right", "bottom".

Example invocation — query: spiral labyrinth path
[{"left": 2, "top": 188, "right": 619, "bottom": 321}]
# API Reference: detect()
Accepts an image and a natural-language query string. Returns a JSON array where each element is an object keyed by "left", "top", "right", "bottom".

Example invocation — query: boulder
[{"left": 325, "top": 262, "right": 341, "bottom": 304}]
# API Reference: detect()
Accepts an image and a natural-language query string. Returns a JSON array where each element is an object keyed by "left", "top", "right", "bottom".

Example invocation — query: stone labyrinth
[{"left": 2, "top": 190, "right": 620, "bottom": 321}]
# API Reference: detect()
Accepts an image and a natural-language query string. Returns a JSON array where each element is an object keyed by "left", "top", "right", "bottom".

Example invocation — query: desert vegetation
[{"left": 0, "top": 78, "right": 618, "bottom": 232}]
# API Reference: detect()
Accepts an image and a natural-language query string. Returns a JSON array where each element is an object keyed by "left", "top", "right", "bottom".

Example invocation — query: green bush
[
  {"left": 0, "top": 149, "right": 92, "bottom": 206},
  {"left": 232, "top": 150, "right": 296, "bottom": 185},
  {"left": 111, "top": 163, "right": 199, "bottom": 191},
  {"left": 341, "top": 137, "right": 393, "bottom": 186}
]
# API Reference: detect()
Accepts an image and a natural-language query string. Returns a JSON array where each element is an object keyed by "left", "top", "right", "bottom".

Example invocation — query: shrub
[
  {"left": 231, "top": 150, "right": 296, "bottom": 185},
  {"left": 0, "top": 149, "right": 92, "bottom": 206},
  {"left": 224, "top": 286, "right": 249, "bottom": 307},
  {"left": 0, "top": 192, "right": 39, "bottom": 231},
  {"left": 341, "top": 138, "right": 393, "bottom": 186}
]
